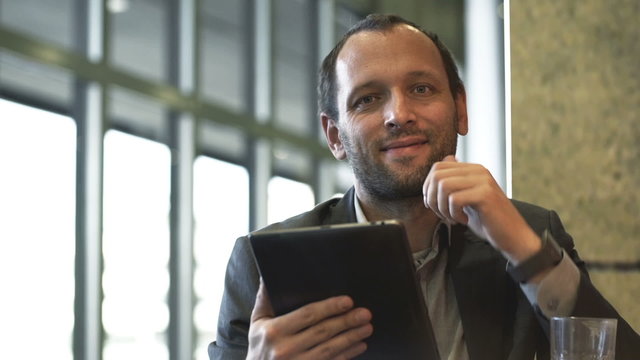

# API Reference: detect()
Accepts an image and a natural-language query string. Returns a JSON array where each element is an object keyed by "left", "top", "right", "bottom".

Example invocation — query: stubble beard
[{"left": 341, "top": 120, "right": 459, "bottom": 202}]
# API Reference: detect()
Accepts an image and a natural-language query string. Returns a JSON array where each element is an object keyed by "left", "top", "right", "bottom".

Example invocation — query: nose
[{"left": 383, "top": 91, "right": 415, "bottom": 129}]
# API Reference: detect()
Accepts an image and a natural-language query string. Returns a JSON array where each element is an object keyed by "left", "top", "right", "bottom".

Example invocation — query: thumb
[{"left": 251, "top": 278, "right": 275, "bottom": 322}]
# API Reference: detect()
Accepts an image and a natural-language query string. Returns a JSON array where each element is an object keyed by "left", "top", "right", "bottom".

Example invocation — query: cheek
[{"left": 416, "top": 103, "right": 452, "bottom": 125}]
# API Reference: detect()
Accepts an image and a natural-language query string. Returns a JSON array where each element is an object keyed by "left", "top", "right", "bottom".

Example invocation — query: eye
[
  {"left": 414, "top": 85, "right": 429, "bottom": 94},
  {"left": 353, "top": 95, "right": 377, "bottom": 109},
  {"left": 359, "top": 95, "right": 374, "bottom": 104}
]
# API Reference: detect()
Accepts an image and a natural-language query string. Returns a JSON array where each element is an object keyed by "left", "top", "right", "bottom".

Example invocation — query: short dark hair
[{"left": 318, "top": 14, "right": 464, "bottom": 121}]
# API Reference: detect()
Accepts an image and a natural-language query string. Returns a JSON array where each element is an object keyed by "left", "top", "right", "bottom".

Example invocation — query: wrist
[
  {"left": 507, "top": 230, "right": 563, "bottom": 283},
  {"left": 501, "top": 228, "right": 543, "bottom": 264}
]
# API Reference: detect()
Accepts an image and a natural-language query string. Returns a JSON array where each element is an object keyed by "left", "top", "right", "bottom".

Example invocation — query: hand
[
  {"left": 422, "top": 155, "right": 541, "bottom": 263},
  {"left": 247, "top": 279, "right": 373, "bottom": 360}
]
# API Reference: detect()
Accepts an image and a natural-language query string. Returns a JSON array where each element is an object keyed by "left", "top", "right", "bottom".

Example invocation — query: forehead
[{"left": 335, "top": 25, "right": 446, "bottom": 92}]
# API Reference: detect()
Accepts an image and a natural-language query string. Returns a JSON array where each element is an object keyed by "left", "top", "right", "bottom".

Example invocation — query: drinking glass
[{"left": 550, "top": 317, "right": 617, "bottom": 360}]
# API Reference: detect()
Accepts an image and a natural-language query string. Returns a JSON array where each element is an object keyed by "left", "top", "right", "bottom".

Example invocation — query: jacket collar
[{"left": 323, "top": 186, "right": 358, "bottom": 225}]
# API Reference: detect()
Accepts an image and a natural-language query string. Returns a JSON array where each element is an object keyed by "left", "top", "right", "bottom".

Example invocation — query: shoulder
[
  {"left": 510, "top": 199, "right": 557, "bottom": 232},
  {"left": 254, "top": 188, "right": 357, "bottom": 233},
  {"left": 510, "top": 199, "right": 574, "bottom": 251},
  {"left": 510, "top": 199, "right": 553, "bottom": 219}
]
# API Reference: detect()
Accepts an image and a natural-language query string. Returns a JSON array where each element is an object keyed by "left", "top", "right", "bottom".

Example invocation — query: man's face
[{"left": 323, "top": 25, "right": 468, "bottom": 201}]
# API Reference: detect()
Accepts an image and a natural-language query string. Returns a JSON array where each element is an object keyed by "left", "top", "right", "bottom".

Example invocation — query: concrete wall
[{"left": 510, "top": 0, "right": 639, "bottom": 331}]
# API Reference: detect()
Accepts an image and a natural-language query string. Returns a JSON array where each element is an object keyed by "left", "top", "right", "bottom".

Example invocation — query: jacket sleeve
[
  {"left": 208, "top": 236, "right": 259, "bottom": 360},
  {"left": 542, "top": 210, "right": 640, "bottom": 359}
]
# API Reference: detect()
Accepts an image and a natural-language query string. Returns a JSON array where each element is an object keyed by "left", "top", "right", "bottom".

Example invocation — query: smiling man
[{"left": 209, "top": 14, "right": 639, "bottom": 360}]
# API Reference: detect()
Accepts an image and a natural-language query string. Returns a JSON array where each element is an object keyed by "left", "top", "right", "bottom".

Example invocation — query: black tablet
[{"left": 248, "top": 221, "right": 440, "bottom": 360}]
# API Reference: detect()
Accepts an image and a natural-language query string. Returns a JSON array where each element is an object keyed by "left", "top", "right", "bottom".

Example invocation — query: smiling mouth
[{"left": 381, "top": 139, "right": 429, "bottom": 152}]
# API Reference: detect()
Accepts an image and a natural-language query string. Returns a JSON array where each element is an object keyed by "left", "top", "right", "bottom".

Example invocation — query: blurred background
[{"left": 0, "top": 0, "right": 637, "bottom": 359}]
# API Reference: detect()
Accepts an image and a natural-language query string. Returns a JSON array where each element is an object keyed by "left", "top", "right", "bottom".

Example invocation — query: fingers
[
  {"left": 287, "top": 306, "right": 372, "bottom": 353},
  {"left": 272, "top": 295, "right": 357, "bottom": 334},
  {"left": 249, "top": 290, "right": 373, "bottom": 359},
  {"left": 305, "top": 322, "right": 372, "bottom": 360},
  {"left": 423, "top": 160, "right": 496, "bottom": 225}
]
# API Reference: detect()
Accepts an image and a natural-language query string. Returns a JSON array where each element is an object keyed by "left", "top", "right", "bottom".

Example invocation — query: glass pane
[
  {"left": 268, "top": 176, "right": 315, "bottom": 224},
  {"left": 273, "top": 0, "right": 313, "bottom": 135},
  {"left": 102, "top": 130, "right": 171, "bottom": 360},
  {"left": 110, "top": 0, "right": 168, "bottom": 81},
  {"left": 200, "top": 0, "right": 248, "bottom": 111},
  {"left": 0, "top": 98, "right": 76, "bottom": 360},
  {"left": 197, "top": 119, "right": 247, "bottom": 162},
  {"left": 193, "top": 156, "right": 249, "bottom": 360},
  {"left": 0, "top": 0, "right": 74, "bottom": 49},
  {"left": 273, "top": 140, "right": 312, "bottom": 181},
  {"left": 108, "top": 86, "right": 168, "bottom": 141},
  {"left": 0, "top": 50, "right": 73, "bottom": 108}
]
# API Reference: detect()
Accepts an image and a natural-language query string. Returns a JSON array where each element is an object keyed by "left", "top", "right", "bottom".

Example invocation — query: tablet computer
[{"left": 248, "top": 221, "right": 440, "bottom": 360}]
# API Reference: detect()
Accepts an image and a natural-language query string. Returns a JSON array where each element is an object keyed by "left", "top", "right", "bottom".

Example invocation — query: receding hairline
[
  {"left": 334, "top": 24, "right": 451, "bottom": 101},
  {"left": 336, "top": 23, "right": 434, "bottom": 60}
]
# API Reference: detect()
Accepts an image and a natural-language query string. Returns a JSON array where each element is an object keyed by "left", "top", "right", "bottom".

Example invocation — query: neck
[{"left": 355, "top": 185, "right": 440, "bottom": 252}]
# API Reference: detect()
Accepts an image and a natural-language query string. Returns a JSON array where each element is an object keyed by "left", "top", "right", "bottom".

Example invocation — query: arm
[
  {"left": 209, "top": 236, "right": 373, "bottom": 360},
  {"left": 208, "top": 237, "right": 260, "bottom": 360},
  {"left": 422, "top": 156, "right": 640, "bottom": 358},
  {"left": 536, "top": 212, "right": 640, "bottom": 358}
]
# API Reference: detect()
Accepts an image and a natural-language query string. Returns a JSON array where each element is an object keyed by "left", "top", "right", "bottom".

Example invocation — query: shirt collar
[
  {"left": 352, "top": 191, "right": 451, "bottom": 250},
  {"left": 353, "top": 191, "right": 368, "bottom": 224}
]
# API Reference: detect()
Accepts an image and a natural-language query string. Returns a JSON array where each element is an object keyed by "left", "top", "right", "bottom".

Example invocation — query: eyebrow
[
  {"left": 346, "top": 80, "right": 385, "bottom": 107},
  {"left": 405, "top": 70, "right": 440, "bottom": 81}
]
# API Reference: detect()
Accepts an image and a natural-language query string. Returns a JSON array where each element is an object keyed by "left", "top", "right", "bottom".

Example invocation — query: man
[{"left": 209, "top": 14, "right": 639, "bottom": 359}]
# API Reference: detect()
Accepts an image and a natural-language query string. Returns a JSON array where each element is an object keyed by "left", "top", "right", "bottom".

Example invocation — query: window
[
  {"left": 110, "top": 0, "right": 168, "bottom": 81},
  {"left": 273, "top": 0, "right": 315, "bottom": 135},
  {"left": 268, "top": 176, "right": 315, "bottom": 224},
  {"left": 0, "top": 99, "right": 76, "bottom": 360},
  {"left": 200, "top": 0, "right": 248, "bottom": 111},
  {"left": 0, "top": 0, "right": 74, "bottom": 49},
  {"left": 102, "top": 130, "right": 171, "bottom": 360},
  {"left": 193, "top": 157, "right": 249, "bottom": 360}
]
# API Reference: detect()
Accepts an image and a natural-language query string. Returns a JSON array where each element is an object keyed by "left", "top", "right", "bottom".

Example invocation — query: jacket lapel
[
  {"left": 448, "top": 225, "right": 509, "bottom": 360},
  {"left": 323, "top": 187, "right": 357, "bottom": 225}
]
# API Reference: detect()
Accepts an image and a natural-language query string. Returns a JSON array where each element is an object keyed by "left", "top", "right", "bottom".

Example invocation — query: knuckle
[
  {"left": 312, "top": 322, "right": 331, "bottom": 338},
  {"left": 263, "top": 324, "right": 281, "bottom": 342},
  {"left": 315, "top": 343, "right": 337, "bottom": 359},
  {"left": 270, "top": 345, "right": 292, "bottom": 360},
  {"left": 298, "top": 305, "right": 319, "bottom": 325},
  {"left": 438, "top": 178, "right": 452, "bottom": 192},
  {"left": 431, "top": 170, "right": 443, "bottom": 183}
]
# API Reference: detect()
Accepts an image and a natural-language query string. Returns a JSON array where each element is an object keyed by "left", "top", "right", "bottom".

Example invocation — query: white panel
[{"left": 463, "top": 0, "right": 506, "bottom": 191}]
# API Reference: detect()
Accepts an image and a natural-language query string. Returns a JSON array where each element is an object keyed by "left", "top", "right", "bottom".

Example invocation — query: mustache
[{"left": 374, "top": 128, "right": 435, "bottom": 147}]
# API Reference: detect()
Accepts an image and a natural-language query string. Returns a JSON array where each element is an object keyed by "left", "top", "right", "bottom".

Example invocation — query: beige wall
[{"left": 510, "top": 1, "right": 639, "bottom": 331}]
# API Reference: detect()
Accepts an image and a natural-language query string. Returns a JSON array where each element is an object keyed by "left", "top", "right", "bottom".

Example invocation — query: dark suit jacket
[{"left": 209, "top": 187, "right": 639, "bottom": 359}]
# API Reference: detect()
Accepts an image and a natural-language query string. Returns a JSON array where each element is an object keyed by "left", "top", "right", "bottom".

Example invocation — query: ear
[
  {"left": 454, "top": 87, "right": 469, "bottom": 136},
  {"left": 321, "top": 113, "right": 347, "bottom": 160}
]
